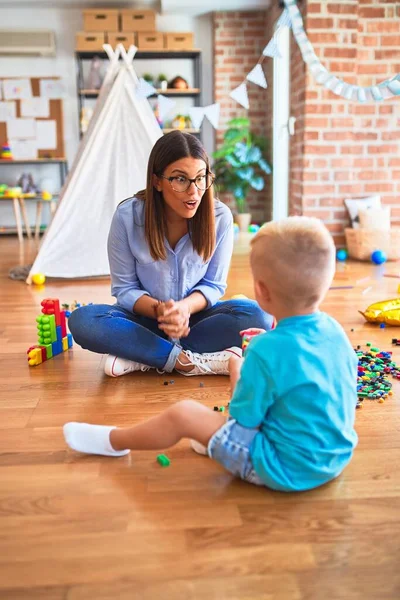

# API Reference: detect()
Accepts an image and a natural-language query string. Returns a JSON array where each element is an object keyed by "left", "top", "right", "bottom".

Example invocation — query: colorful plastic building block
[
  {"left": 157, "top": 454, "right": 170, "bottom": 467},
  {"left": 27, "top": 297, "right": 73, "bottom": 367}
]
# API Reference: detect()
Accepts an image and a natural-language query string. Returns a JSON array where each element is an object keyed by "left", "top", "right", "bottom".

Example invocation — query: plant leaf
[
  {"left": 228, "top": 117, "right": 250, "bottom": 128},
  {"left": 236, "top": 167, "right": 253, "bottom": 181},
  {"left": 250, "top": 175, "right": 264, "bottom": 191},
  {"left": 258, "top": 158, "right": 272, "bottom": 174},
  {"left": 226, "top": 154, "right": 242, "bottom": 168},
  {"left": 246, "top": 146, "right": 262, "bottom": 163}
]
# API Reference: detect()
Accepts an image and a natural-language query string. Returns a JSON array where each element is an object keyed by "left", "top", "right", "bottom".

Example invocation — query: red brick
[
  {"left": 365, "top": 183, "right": 394, "bottom": 193},
  {"left": 303, "top": 184, "right": 336, "bottom": 195},
  {"left": 323, "top": 131, "right": 354, "bottom": 141},
  {"left": 334, "top": 171, "right": 354, "bottom": 181},
  {"left": 353, "top": 132, "right": 379, "bottom": 141},
  {"left": 358, "top": 171, "right": 389, "bottom": 181},
  {"left": 312, "top": 159, "right": 328, "bottom": 168},
  {"left": 341, "top": 145, "right": 365, "bottom": 154},
  {"left": 375, "top": 49, "right": 400, "bottom": 60},
  {"left": 327, "top": 3, "right": 358, "bottom": 15},
  {"left": 331, "top": 158, "right": 353, "bottom": 168},
  {"left": 353, "top": 158, "right": 374, "bottom": 168},
  {"left": 331, "top": 118, "right": 354, "bottom": 128},
  {"left": 350, "top": 105, "right": 376, "bottom": 115},
  {"left": 360, "top": 35, "right": 380, "bottom": 47},
  {"left": 389, "top": 158, "right": 400, "bottom": 167},
  {"left": 393, "top": 171, "right": 400, "bottom": 180},
  {"left": 303, "top": 172, "right": 319, "bottom": 181},
  {"left": 303, "top": 144, "right": 337, "bottom": 155},
  {"left": 324, "top": 48, "right": 357, "bottom": 59},
  {"left": 307, "top": 17, "right": 335, "bottom": 28},
  {"left": 358, "top": 63, "right": 392, "bottom": 75},
  {"left": 367, "top": 21, "right": 400, "bottom": 34},
  {"left": 308, "top": 32, "right": 340, "bottom": 43},
  {"left": 328, "top": 61, "right": 356, "bottom": 72},
  {"left": 379, "top": 105, "right": 393, "bottom": 114},
  {"left": 359, "top": 6, "right": 385, "bottom": 18},
  {"left": 308, "top": 3, "right": 322, "bottom": 12},
  {"left": 305, "top": 104, "right": 332, "bottom": 115},
  {"left": 304, "top": 131, "right": 320, "bottom": 140},
  {"left": 382, "top": 131, "right": 400, "bottom": 140},
  {"left": 381, "top": 34, "right": 400, "bottom": 47},
  {"left": 338, "top": 18, "right": 358, "bottom": 29},
  {"left": 304, "top": 209, "right": 333, "bottom": 220},
  {"left": 368, "top": 144, "right": 398, "bottom": 154},
  {"left": 339, "top": 184, "right": 365, "bottom": 194}
]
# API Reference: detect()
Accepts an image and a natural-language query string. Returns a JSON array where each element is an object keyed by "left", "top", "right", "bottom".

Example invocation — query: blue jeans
[{"left": 68, "top": 299, "right": 273, "bottom": 373}]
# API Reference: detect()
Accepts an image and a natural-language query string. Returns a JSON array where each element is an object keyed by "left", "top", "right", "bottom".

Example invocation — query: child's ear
[
  {"left": 152, "top": 174, "right": 162, "bottom": 192},
  {"left": 255, "top": 279, "right": 271, "bottom": 303}
]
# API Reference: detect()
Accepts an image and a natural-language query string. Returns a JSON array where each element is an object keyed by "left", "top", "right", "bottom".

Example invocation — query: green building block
[
  {"left": 36, "top": 314, "right": 57, "bottom": 345},
  {"left": 218, "top": 406, "right": 225, "bottom": 412},
  {"left": 157, "top": 454, "right": 170, "bottom": 467}
]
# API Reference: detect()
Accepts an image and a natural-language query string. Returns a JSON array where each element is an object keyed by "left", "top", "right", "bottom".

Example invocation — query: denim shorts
[{"left": 208, "top": 419, "right": 265, "bottom": 486}]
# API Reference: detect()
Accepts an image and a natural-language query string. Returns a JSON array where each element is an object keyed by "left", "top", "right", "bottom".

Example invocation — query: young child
[{"left": 64, "top": 216, "right": 358, "bottom": 492}]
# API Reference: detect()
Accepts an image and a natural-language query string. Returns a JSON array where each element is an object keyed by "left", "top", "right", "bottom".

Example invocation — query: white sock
[
  {"left": 190, "top": 439, "right": 208, "bottom": 456},
  {"left": 63, "top": 422, "right": 130, "bottom": 457}
]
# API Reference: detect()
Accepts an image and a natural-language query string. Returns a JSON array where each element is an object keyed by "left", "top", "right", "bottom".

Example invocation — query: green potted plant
[
  {"left": 158, "top": 73, "right": 168, "bottom": 90},
  {"left": 213, "top": 117, "right": 271, "bottom": 231},
  {"left": 142, "top": 73, "right": 155, "bottom": 86}
]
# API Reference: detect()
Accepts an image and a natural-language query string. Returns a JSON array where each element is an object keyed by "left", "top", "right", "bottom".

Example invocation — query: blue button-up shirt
[{"left": 107, "top": 196, "right": 234, "bottom": 313}]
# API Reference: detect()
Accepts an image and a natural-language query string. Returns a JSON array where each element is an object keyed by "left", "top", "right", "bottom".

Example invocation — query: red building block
[
  {"left": 60, "top": 310, "right": 67, "bottom": 338},
  {"left": 41, "top": 298, "right": 61, "bottom": 326}
]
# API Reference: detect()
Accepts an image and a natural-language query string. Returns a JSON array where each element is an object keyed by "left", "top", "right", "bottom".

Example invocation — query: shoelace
[{"left": 179, "top": 350, "right": 229, "bottom": 374}]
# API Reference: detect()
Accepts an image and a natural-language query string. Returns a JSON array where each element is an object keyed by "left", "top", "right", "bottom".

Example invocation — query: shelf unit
[{"left": 75, "top": 49, "right": 203, "bottom": 140}]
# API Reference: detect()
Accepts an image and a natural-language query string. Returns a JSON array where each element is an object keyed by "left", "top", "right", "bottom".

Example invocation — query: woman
[{"left": 68, "top": 131, "right": 273, "bottom": 377}]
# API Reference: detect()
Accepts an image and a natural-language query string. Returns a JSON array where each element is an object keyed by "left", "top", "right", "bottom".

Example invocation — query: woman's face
[{"left": 154, "top": 157, "right": 208, "bottom": 220}]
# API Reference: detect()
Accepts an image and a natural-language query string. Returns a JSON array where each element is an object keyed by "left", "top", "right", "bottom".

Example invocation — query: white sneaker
[
  {"left": 176, "top": 347, "right": 242, "bottom": 376},
  {"left": 104, "top": 355, "right": 152, "bottom": 378}
]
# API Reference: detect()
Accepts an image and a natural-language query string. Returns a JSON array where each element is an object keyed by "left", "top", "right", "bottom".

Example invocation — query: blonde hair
[{"left": 251, "top": 216, "right": 336, "bottom": 308}]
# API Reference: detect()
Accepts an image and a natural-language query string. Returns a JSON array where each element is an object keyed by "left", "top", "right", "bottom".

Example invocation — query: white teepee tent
[{"left": 27, "top": 44, "right": 162, "bottom": 282}]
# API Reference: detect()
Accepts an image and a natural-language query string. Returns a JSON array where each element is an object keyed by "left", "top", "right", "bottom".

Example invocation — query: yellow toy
[
  {"left": 231, "top": 294, "right": 248, "bottom": 300},
  {"left": 32, "top": 273, "right": 46, "bottom": 285},
  {"left": 42, "top": 191, "right": 52, "bottom": 201},
  {"left": 359, "top": 298, "right": 400, "bottom": 326}
]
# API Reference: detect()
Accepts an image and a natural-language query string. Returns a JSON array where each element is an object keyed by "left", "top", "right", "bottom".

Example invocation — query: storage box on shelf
[
  {"left": 165, "top": 33, "right": 194, "bottom": 50},
  {"left": 107, "top": 33, "right": 136, "bottom": 49},
  {"left": 76, "top": 32, "right": 105, "bottom": 52},
  {"left": 121, "top": 10, "right": 156, "bottom": 32},
  {"left": 83, "top": 9, "right": 119, "bottom": 32},
  {"left": 137, "top": 32, "right": 164, "bottom": 50}
]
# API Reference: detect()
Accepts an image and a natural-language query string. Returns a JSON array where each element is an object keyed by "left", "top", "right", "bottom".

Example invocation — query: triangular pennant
[
  {"left": 188, "top": 107, "right": 205, "bottom": 130},
  {"left": 229, "top": 83, "right": 249, "bottom": 110},
  {"left": 262, "top": 36, "right": 282, "bottom": 59},
  {"left": 246, "top": 64, "right": 268, "bottom": 89},
  {"left": 136, "top": 78, "right": 157, "bottom": 99},
  {"left": 204, "top": 103, "right": 220, "bottom": 129},
  {"left": 158, "top": 94, "right": 176, "bottom": 120},
  {"left": 276, "top": 8, "right": 292, "bottom": 29}
]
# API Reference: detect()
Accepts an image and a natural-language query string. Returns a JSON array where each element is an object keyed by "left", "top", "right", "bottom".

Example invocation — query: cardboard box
[
  {"left": 137, "top": 32, "right": 164, "bottom": 50},
  {"left": 83, "top": 10, "right": 119, "bottom": 32},
  {"left": 107, "top": 32, "right": 136, "bottom": 49},
  {"left": 121, "top": 10, "right": 156, "bottom": 32},
  {"left": 75, "top": 32, "right": 105, "bottom": 52},
  {"left": 165, "top": 33, "right": 194, "bottom": 50}
]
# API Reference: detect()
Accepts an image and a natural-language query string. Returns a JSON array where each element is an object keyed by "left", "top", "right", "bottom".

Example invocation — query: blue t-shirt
[{"left": 229, "top": 312, "right": 358, "bottom": 492}]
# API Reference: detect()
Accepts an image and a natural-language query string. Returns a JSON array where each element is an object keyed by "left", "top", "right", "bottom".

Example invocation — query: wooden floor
[{"left": 1, "top": 234, "right": 400, "bottom": 600}]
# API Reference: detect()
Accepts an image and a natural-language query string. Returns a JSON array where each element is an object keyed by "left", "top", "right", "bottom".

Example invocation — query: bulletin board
[{"left": 0, "top": 77, "right": 65, "bottom": 159}]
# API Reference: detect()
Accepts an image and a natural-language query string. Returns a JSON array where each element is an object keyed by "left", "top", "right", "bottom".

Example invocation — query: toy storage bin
[{"left": 345, "top": 227, "right": 400, "bottom": 261}]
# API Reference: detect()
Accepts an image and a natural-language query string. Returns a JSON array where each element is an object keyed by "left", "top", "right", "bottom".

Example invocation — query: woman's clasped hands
[{"left": 155, "top": 299, "right": 191, "bottom": 339}]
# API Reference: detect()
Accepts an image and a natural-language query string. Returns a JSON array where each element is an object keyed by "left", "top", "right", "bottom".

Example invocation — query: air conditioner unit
[{"left": 0, "top": 30, "right": 56, "bottom": 56}]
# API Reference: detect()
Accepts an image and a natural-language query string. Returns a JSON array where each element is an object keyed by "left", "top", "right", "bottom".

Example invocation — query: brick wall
[
  {"left": 213, "top": 11, "right": 269, "bottom": 222},
  {"left": 292, "top": 0, "right": 400, "bottom": 246}
]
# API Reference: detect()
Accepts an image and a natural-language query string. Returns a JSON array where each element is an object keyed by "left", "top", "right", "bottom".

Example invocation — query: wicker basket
[{"left": 345, "top": 227, "right": 400, "bottom": 261}]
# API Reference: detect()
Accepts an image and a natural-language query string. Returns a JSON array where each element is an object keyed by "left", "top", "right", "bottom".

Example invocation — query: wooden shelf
[
  {"left": 80, "top": 88, "right": 200, "bottom": 98},
  {"left": 76, "top": 49, "right": 201, "bottom": 60},
  {"left": 0, "top": 158, "right": 67, "bottom": 164},
  {"left": 162, "top": 128, "right": 200, "bottom": 134}
]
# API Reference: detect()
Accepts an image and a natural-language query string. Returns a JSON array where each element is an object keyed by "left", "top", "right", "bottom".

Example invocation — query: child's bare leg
[
  {"left": 64, "top": 400, "right": 226, "bottom": 457},
  {"left": 229, "top": 355, "right": 243, "bottom": 396}
]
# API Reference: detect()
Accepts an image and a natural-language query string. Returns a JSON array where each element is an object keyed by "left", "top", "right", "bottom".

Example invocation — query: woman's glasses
[{"left": 158, "top": 173, "right": 215, "bottom": 193}]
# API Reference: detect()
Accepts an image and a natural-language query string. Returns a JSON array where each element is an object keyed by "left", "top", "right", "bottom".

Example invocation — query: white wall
[{"left": 0, "top": 7, "right": 214, "bottom": 228}]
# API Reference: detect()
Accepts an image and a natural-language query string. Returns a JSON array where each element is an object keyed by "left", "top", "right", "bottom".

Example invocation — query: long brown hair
[{"left": 136, "top": 131, "right": 216, "bottom": 262}]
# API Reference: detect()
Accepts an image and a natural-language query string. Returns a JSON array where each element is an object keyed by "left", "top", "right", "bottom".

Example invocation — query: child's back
[{"left": 230, "top": 312, "right": 358, "bottom": 491}]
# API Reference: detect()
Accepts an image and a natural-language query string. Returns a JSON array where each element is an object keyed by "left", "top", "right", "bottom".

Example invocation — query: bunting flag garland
[
  {"left": 229, "top": 83, "right": 249, "bottom": 110},
  {"left": 262, "top": 36, "right": 282, "bottom": 59},
  {"left": 133, "top": 0, "right": 398, "bottom": 135},
  {"left": 188, "top": 107, "right": 205, "bottom": 130},
  {"left": 157, "top": 94, "right": 176, "bottom": 121},
  {"left": 136, "top": 78, "right": 157, "bottom": 99},
  {"left": 283, "top": 0, "right": 400, "bottom": 101},
  {"left": 204, "top": 103, "right": 220, "bottom": 129},
  {"left": 246, "top": 64, "right": 268, "bottom": 89}
]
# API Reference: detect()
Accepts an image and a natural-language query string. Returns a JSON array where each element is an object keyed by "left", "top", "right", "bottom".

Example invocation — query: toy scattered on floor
[
  {"left": 31, "top": 273, "right": 46, "bottom": 285},
  {"left": 157, "top": 454, "right": 170, "bottom": 467},
  {"left": 380, "top": 323, "right": 386, "bottom": 329},
  {"left": 61, "top": 301, "right": 92, "bottom": 318},
  {"left": 213, "top": 406, "right": 218, "bottom": 411},
  {"left": 392, "top": 338, "right": 400, "bottom": 346},
  {"left": 231, "top": 294, "right": 248, "bottom": 300},
  {"left": 355, "top": 344, "right": 398, "bottom": 409},
  {"left": 336, "top": 248, "right": 348, "bottom": 261},
  {"left": 26, "top": 298, "right": 73, "bottom": 366},
  {"left": 371, "top": 250, "right": 387, "bottom": 265},
  {"left": 199, "top": 382, "right": 204, "bottom": 388},
  {"left": 1, "top": 143, "right": 12, "bottom": 159},
  {"left": 360, "top": 298, "right": 400, "bottom": 326},
  {"left": 163, "top": 381, "right": 169, "bottom": 386},
  {"left": 218, "top": 406, "right": 225, "bottom": 412},
  {"left": 248, "top": 224, "right": 260, "bottom": 234}
]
